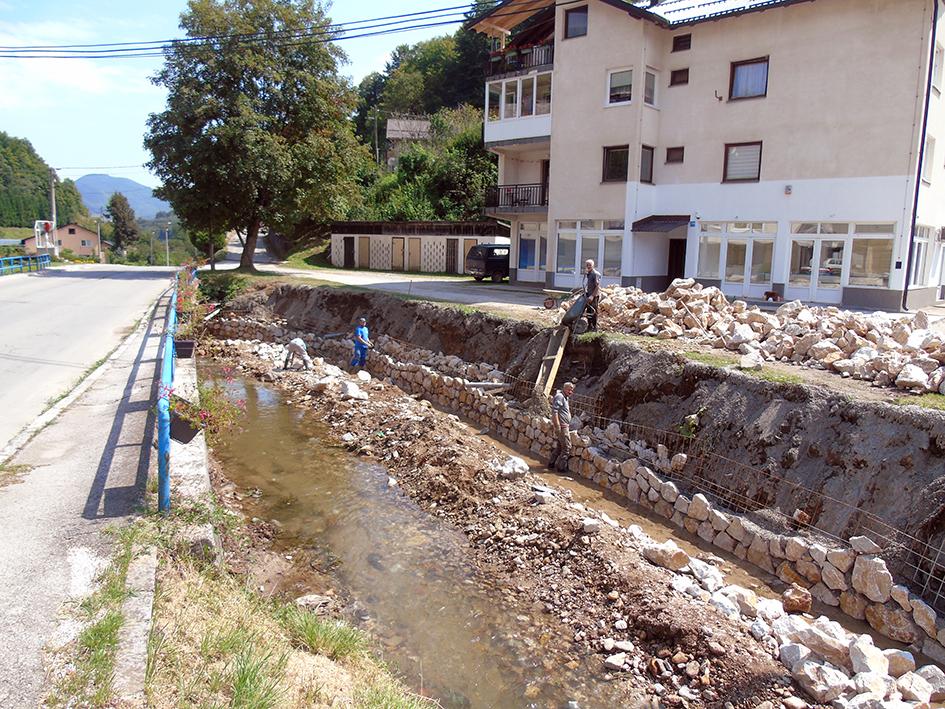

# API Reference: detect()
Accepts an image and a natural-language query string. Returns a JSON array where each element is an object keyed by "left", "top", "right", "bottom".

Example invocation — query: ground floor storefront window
[
  {"left": 696, "top": 222, "right": 776, "bottom": 297},
  {"left": 555, "top": 220, "right": 624, "bottom": 285}
]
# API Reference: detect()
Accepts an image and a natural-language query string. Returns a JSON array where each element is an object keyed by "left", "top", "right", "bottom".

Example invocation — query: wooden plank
[{"left": 534, "top": 325, "right": 570, "bottom": 398}]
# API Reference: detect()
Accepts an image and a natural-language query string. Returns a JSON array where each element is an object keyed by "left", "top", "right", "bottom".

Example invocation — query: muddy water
[{"left": 210, "top": 371, "right": 632, "bottom": 709}]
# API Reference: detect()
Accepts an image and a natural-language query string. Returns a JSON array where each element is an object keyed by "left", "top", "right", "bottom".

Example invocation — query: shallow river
[{"left": 210, "top": 370, "right": 638, "bottom": 709}]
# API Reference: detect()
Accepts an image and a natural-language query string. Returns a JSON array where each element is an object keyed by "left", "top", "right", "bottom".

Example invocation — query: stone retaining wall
[{"left": 207, "top": 315, "right": 945, "bottom": 663}]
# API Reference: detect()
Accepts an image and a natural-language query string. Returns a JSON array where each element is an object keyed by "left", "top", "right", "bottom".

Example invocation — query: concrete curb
[
  {"left": 0, "top": 287, "right": 172, "bottom": 466},
  {"left": 170, "top": 357, "right": 221, "bottom": 562},
  {"left": 112, "top": 546, "right": 158, "bottom": 706}
]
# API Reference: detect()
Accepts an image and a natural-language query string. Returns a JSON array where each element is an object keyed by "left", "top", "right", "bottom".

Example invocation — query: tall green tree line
[{"left": 0, "top": 131, "right": 88, "bottom": 227}]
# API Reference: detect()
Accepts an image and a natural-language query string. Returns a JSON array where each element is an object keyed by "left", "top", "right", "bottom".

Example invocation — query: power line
[{"left": 0, "top": 2, "right": 565, "bottom": 60}]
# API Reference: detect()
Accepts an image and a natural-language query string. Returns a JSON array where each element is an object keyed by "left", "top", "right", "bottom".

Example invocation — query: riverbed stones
[
  {"left": 851, "top": 555, "right": 893, "bottom": 603},
  {"left": 581, "top": 518, "right": 601, "bottom": 534},
  {"left": 604, "top": 652, "right": 628, "bottom": 671}
]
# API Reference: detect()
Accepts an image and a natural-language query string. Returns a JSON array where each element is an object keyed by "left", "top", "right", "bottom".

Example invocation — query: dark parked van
[{"left": 465, "top": 243, "right": 510, "bottom": 282}]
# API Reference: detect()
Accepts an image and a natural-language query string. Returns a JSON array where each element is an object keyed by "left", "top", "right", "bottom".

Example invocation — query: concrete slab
[{"left": 112, "top": 547, "right": 158, "bottom": 705}]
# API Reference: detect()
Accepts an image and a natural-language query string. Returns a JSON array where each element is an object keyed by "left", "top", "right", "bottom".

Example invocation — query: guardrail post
[{"left": 157, "top": 275, "right": 178, "bottom": 513}]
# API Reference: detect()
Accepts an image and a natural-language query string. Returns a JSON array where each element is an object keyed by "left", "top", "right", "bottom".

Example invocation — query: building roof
[{"left": 468, "top": 0, "right": 812, "bottom": 35}]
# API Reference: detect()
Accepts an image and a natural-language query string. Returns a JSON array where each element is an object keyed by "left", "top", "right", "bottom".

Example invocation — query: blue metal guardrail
[
  {"left": 0, "top": 254, "right": 51, "bottom": 275},
  {"left": 157, "top": 276, "right": 178, "bottom": 512}
]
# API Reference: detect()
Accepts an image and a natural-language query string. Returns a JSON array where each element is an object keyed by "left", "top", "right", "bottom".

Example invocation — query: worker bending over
[
  {"left": 549, "top": 381, "right": 575, "bottom": 472},
  {"left": 351, "top": 316, "right": 373, "bottom": 368},
  {"left": 284, "top": 337, "right": 313, "bottom": 370}
]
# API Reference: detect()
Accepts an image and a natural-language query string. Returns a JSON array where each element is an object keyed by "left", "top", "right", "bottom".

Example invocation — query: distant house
[
  {"left": 23, "top": 223, "right": 99, "bottom": 258},
  {"left": 385, "top": 114, "right": 432, "bottom": 169}
]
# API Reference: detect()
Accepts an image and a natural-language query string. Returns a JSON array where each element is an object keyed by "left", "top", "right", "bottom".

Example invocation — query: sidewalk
[{"left": 0, "top": 291, "right": 169, "bottom": 706}]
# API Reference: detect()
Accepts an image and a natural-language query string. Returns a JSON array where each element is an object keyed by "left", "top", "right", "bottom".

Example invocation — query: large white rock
[
  {"left": 848, "top": 635, "right": 888, "bottom": 675},
  {"left": 779, "top": 642, "right": 812, "bottom": 670},
  {"left": 642, "top": 540, "right": 690, "bottom": 571},
  {"left": 851, "top": 555, "right": 893, "bottom": 603},
  {"left": 916, "top": 664, "right": 945, "bottom": 701},
  {"left": 497, "top": 456, "right": 529, "bottom": 480},
  {"left": 896, "top": 363, "right": 929, "bottom": 389},
  {"left": 850, "top": 536, "right": 882, "bottom": 554},
  {"left": 897, "top": 671, "right": 933, "bottom": 702},
  {"left": 339, "top": 380, "right": 368, "bottom": 401},
  {"left": 688, "top": 558, "right": 725, "bottom": 592},
  {"left": 688, "top": 493, "right": 711, "bottom": 521},
  {"left": 791, "top": 660, "right": 852, "bottom": 703}
]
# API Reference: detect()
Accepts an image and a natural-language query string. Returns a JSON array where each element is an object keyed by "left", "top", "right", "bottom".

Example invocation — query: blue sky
[{"left": 0, "top": 0, "right": 459, "bottom": 188}]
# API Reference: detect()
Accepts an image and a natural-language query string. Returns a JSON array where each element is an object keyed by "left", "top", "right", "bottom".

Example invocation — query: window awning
[{"left": 631, "top": 214, "right": 691, "bottom": 233}]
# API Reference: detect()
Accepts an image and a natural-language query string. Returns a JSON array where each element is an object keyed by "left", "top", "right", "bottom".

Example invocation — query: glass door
[
  {"left": 721, "top": 238, "right": 773, "bottom": 297},
  {"left": 516, "top": 222, "right": 547, "bottom": 282},
  {"left": 786, "top": 239, "right": 844, "bottom": 303}
]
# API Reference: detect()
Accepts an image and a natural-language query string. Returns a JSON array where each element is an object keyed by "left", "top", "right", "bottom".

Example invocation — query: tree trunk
[
  {"left": 209, "top": 240, "right": 216, "bottom": 271},
  {"left": 239, "top": 219, "right": 260, "bottom": 271}
]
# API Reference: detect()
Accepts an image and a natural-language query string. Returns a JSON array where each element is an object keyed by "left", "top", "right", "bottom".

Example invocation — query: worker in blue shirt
[{"left": 351, "top": 317, "right": 373, "bottom": 368}]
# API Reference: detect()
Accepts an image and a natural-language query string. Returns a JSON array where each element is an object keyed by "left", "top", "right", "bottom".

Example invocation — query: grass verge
[
  {"left": 747, "top": 368, "right": 804, "bottom": 385},
  {"left": 683, "top": 350, "right": 738, "bottom": 368},
  {"left": 896, "top": 393, "right": 945, "bottom": 410},
  {"left": 46, "top": 525, "right": 142, "bottom": 707}
]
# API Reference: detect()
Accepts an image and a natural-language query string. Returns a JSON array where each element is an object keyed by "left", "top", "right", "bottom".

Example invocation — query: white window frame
[
  {"left": 911, "top": 226, "right": 934, "bottom": 287},
  {"left": 605, "top": 67, "right": 633, "bottom": 107},
  {"left": 555, "top": 220, "right": 624, "bottom": 279},
  {"left": 923, "top": 135, "right": 936, "bottom": 184},
  {"left": 934, "top": 43, "right": 944, "bottom": 93},
  {"left": 644, "top": 68, "right": 658, "bottom": 107},
  {"left": 783, "top": 222, "right": 897, "bottom": 291},
  {"left": 698, "top": 222, "right": 777, "bottom": 294},
  {"left": 486, "top": 71, "right": 553, "bottom": 122}
]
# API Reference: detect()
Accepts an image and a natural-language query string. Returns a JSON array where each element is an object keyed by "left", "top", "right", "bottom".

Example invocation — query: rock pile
[
  {"left": 625, "top": 520, "right": 945, "bottom": 706},
  {"left": 583, "top": 279, "right": 944, "bottom": 392}
]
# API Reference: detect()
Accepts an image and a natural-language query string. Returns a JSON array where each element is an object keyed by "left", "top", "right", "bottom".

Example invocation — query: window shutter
[{"left": 726, "top": 143, "right": 761, "bottom": 180}]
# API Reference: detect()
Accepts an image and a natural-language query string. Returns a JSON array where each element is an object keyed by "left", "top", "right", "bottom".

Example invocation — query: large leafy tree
[
  {"left": 104, "top": 193, "right": 139, "bottom": 254},
  {"left": 145, "top": 0, "right": 368, "bottom": 270}
]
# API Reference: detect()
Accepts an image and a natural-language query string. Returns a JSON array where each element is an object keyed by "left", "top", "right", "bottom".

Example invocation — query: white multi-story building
[{"left": 471, "top": 0, "right": 945, "bottom": 310}]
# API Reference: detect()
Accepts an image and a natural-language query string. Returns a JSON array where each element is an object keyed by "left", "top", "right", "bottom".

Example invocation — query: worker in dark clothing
[
  {"left": 549, "top": 382, "right": 575, "bottom": 472},
  {"left": 582, "top": 259, "right": 602, "bottom": 332}
]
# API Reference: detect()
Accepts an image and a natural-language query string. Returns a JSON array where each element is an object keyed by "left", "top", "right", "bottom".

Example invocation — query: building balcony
[
  {"left": 486, "top": 43, "right": 554, "bottom": 79},
  {"left": 485, "top": 183, "right": 549, "bottom": 215}
]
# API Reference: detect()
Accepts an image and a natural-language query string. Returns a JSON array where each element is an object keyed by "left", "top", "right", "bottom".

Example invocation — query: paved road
[
  {"left": 0, "top": 265, "right": 173, "bottom": 450},
  {"left": 220, "top": 234, "right": 546, "bottom": 312},
  {"left": 0, "top": 291, "right": 169, "bottom": 705}
]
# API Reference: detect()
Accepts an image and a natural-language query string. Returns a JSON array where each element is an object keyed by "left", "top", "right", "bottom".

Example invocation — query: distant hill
[
  {"left": 76, "top": 174, "right": 170, "bottom": 220},
  {"left": 0, "top": 131, "right": 88, "bottom": 227}
]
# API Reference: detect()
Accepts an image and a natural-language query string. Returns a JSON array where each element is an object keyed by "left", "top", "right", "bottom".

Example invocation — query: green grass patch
[
  {"left": 356, "top": 681, "right": 436, "bottom": 709},
  {"left": 747, "top": 368, "right": 803, "bottom": 385},
  {"left": 684, "top": 350, "right": 738, "bottom": 368},
  {"left": 47, "top": 525, "right": 142, "bottom": 707},
  {"left": 278, "top": 607, "right": 367, "bottom": 660},
  {"left": 896, "top": 393, "right": 945, "bottom": 410}
]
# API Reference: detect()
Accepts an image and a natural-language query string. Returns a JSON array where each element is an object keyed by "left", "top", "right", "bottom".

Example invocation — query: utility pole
[
  {"left": 373, "top": 106, "right": 380, "bottom": 165},
  {"left": 48, "top": 168, "right": 58, "bottom": 257},
  {"left": 96, "top": 219, "right": 102, "bottom": 263},
  {"left": 165, "top": 222, "right": 170, "bottom": 266},
  {"left": 149, "top": 232, "right": 154, "bottom": 265}
]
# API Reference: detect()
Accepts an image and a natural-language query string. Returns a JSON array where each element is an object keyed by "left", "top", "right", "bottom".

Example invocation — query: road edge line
[{"left": 0, "top": 287, "right": 171, "bottom": 466}]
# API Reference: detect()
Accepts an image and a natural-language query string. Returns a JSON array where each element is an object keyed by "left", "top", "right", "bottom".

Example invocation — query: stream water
[{"left": 209, "top": 370, "right": 636, "bottom": 709}]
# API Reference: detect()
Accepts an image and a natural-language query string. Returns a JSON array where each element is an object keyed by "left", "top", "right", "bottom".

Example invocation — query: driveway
[
  {"left": 219, "top": 234, "right": 547, "bottom": 312},
  {"left": 0, "top": 265, "right": 173, "bottom": 450}
]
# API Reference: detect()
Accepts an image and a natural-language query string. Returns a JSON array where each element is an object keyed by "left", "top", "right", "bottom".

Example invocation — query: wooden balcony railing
[{"left": 486, "top": 43, "right": 554, "bottom": 78}]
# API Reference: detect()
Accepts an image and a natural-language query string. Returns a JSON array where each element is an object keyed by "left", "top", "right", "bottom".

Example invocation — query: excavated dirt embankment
[{"left": 251, "top": 284, "right": 945, "bottom": 549}]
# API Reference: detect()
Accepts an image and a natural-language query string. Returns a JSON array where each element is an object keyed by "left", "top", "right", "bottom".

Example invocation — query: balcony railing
[
  {"left": 486, "top": 43, "right": 554, "bottom": 78},
  {"left": 485, "top": 183, "right": 549, "bottom": 212}
]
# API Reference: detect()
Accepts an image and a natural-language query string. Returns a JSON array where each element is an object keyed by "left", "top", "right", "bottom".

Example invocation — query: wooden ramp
[{"left": 535, "top": 326, "right": 570, "bottom": 397}]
